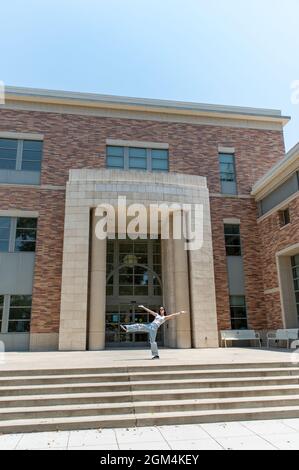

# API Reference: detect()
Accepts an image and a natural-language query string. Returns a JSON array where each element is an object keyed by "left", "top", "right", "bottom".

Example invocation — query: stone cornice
[{"left": 1, "top": 86, "right": 290, "bottom": 130}]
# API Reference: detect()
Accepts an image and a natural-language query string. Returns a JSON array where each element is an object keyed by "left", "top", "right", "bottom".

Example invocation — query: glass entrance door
[
  {"left": 105, "top": 238, "right": 163, "bottom": 348},
  {"left": 105, "top": 303, "right": 164, "bottom": 347}
]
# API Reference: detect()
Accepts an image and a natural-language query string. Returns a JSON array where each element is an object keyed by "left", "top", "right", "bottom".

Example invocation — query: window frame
[
  {"left": 106, "top": 146, "right": 169, "bottom": 172},
  {"left": 279, "top": 208, "right": 291, "bottom": 227},
  {"left": 0, "top": 294, "right": 32, "bottom": 334},
  {"left": 224, "top": 224, "right": 242, "bottom": 257},
  {"left": 219, "top": 152, "right": 238, "bottom": 194},
  {"left": 0, "top": 138, "right": 43, "bottom": 173},
  {"left": 230, "top": 295, "right": 248, "bottom": 330},
  {"left": 0, "top": 216, "right": 38, "bottom": 253},
  {"left": 0, "top": 138, "right": 18, "bottom": 170},
  {"left": 8, "top": 295, "right": 32, "bottom": 333}
]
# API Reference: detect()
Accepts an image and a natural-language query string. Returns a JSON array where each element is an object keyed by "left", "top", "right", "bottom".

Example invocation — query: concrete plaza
[
  {"left": 0, "top": 347, "right": 297, "bottom": 372},
  {"left": 1, "top": 419, "right": 299, "bottom": 450}
]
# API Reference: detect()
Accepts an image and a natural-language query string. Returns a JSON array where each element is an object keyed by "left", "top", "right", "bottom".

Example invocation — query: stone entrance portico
[{"left": 58, "top": 169, "right": 218, "bottom": 351}]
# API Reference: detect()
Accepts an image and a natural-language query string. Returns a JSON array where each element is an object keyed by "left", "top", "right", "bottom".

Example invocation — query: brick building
[{"left": 0, "top": 86, "right": 297, "bottom": 351}]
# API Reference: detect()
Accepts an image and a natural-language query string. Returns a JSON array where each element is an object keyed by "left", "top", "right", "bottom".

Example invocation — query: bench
[
  {"left": 220, "top": 330, "right": 262, "bottom": 348},
  {"left": 267, "top": 329, "right": 299, "bottom": 349}
]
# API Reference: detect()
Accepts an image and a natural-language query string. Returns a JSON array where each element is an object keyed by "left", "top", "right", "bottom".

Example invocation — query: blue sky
[{"left": 1, "top": 0, "right": 299, "bottom": 150}]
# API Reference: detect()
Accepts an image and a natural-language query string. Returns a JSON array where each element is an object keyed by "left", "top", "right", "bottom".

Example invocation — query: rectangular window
[
  {"left": 106, "top": 146, "right": 125, "bottom": 169},
  {"left": 219, "top": 153, "right": 237, "bottom": 194},
  {"left": 106, "top": 146, "right": 169, "bottom": 172},
  {"left": 151, "top": 149, "right": 169, "bottom": 171},
  {"left": 0, "top": 217, "right": 11, "bottom": 252},
  {"left": 0, "top": 139, "right": 18, "bottom": 170},
  {"left": 230, "top": 295, "right": 248, "bottom": 330},
  {"left": 0, "top": 295, "right": 3, "bottom": 332},
  {"left": 15, "top": 218, "right": 37, "bottom": 252},
  {"left": 0, "top": 217, "right": 37, "bottom": 253},
  {"left": 8, "top": 295, "right": 32, "bottom": 333},
  {"left": 292, "top": 255, "right": 299, "bottom": 319},
  {"left": 21, "top": 140, "right": 43, "bottom": 172},
  {"left": 129, "top": 147, "right": 147, "bottom": 170},
  {"left": 224, "top": 224, "right": 242, "bottom": 256},
  {"left": 279, "top": 208, "right": 291, "bottom": 227},
  {"left": 0, "top": 138, "right": 43, "bottom": 172}
]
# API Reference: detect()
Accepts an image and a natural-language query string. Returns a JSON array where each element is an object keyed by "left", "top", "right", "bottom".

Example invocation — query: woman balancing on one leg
[{"left": 121, "top": 306, "right": 187, "bottom": 360}]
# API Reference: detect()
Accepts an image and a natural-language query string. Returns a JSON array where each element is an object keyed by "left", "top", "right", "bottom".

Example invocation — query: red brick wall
[
  {"left": 258, "top": 194, "right": 299, "bottom": 329},
  {"left": 0, "top": 187, "right": 65, "bottom": 333},
  {"left": 0, "top": 109, "right": 285, "bottom": 191},
  {"left": 210, "top": 197, "right": 267, "bottom": 331},
  {"left": 0, "top": 108, "right": 287, "bottom": 334}
]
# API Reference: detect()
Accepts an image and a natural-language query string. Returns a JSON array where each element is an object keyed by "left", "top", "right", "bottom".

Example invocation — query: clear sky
[{"left": 1, "top": 0, "right": 299, "bottom": 150}]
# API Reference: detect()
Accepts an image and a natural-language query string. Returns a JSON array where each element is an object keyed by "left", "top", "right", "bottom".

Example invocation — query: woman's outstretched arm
[
  {"left": 165, "top": 311, "right": 187, "bottom": 321},
  {"left": 138, "top": 305, "right": 158, "bottom": 317}
]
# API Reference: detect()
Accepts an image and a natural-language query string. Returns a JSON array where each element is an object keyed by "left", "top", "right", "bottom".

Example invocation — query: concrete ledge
[{"left": 29, "top": 333, "right": 59, "bottom": 352}]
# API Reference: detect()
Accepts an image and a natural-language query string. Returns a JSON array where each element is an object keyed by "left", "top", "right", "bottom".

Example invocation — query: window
[
  {"left": 106, "top": 146, "right": 168, "bottom": 172},
  {"left": 0, "top": 138, "right": 43, "bottom": 172},
  {"left": 8, "top": 295, "right": 32, "bottom": 333},
  {"left": 106, "top": 146, "right": 124, "bottom": 169},
  {"left": 230, "top": 296, "right": 248, "bottom": 330},
  {"left": 21, "top": 141, "right": 43, "bottom": 172},
  {"left": 224, "top": 224, "right": 242, "bottom": 256},
  {"left": 0, "top": 295, "right": 3, "bottom": 332},
  {"left": 151, "top": 149, "right": 169, "bottom": 172},
  {"left": 279, "top": 208, "right": 291, "bottom": 227},
  {"left": 219, "top": 153, "right": 237, "bottom": 194},
  {"left": 292, "top": 255, "right": 299, "bottom": 319},
  {"left": 118, "top": 241, "right": 149, "bottom": 296},
  {"left": 106, "top": 238, "right": 162, "bottom": 298},
  {"left": 15, "top": 218, "right": 37, "bottom": 252},
  {"left": 259, "top": 172, "right": 299, "bottom": 216},
  {"left": 129, "top": 147, "right": 147, "bottom": 170},
  {"left": 0, "top": 217, "right": 11, "bottom": 252},
  {"left": 0, "top": 216, "right": 37, "bottom": 253},
  {"left": 0, "top": 139, "right": 18, "bottom": 169}
]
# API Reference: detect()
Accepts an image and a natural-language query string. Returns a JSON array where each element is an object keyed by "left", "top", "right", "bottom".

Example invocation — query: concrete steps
[
  {"left": 1, "top": 363, "right": 299, "bottom": 433},
  {"left": 1, "top": 367, "right": 299, "bottom": 386}
]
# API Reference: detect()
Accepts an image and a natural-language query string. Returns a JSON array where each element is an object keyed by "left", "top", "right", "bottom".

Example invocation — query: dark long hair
[{"left": 159, "top": 306, "right": 167, "bottom": 316}]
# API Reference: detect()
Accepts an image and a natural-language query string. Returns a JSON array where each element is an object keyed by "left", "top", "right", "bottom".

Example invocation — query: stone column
[
  {"left": 59, "top": 204, "right": 90, "bottom": 351},
  {"left": 161, "top": 238, "right": 176, "bottom": 347},
  {"left": 277, "top": 255, "right": 298, "bottom": 328},
  {"left": 88, "top": 210, "right": 107, "bottom": 350},
  {"left": 187, "top": 196, "right": 219, "bottom": 348},
  {"left": 173, "top": 232, "right": 192, "bottom": 349}
]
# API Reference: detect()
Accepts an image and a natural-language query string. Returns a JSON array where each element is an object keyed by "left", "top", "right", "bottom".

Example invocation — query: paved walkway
[
  {"left": 1, "top": 420, "right": 299, "bottom": 450},
  {"left": 1, "top": 347, "right": 298, "bottom": 371}
]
